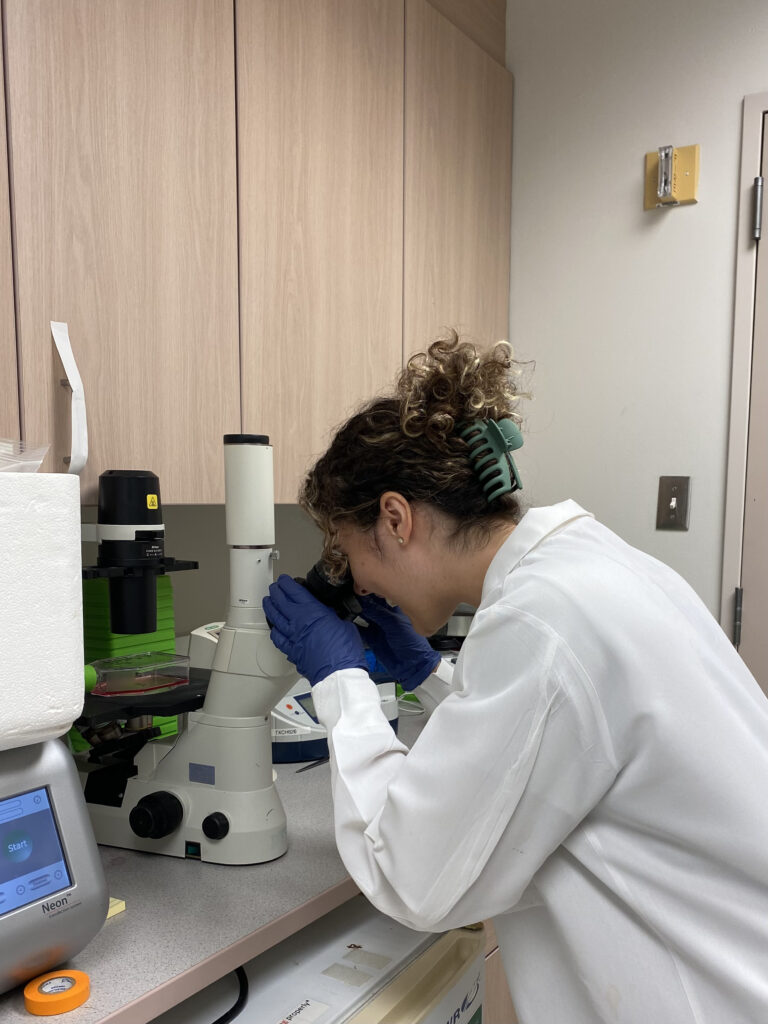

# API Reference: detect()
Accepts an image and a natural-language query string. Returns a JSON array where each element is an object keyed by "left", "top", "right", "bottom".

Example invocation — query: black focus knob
[
  {"left": 129, "top": 792, "right": 183, "bottom": 839},
  {"left": 202, "top": 812, "right": 230, "bottom": 841}
]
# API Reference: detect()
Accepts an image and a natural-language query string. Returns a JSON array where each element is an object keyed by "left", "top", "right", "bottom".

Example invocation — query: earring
[{"left": 397, "top": 536, "right": 404, "bottom": 545}]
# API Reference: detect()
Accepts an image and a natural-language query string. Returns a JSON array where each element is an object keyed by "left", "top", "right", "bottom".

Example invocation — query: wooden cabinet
[
  {"left": 486, "top": 948, "right": 519, "bottom": 1022},
  {"left": 237, "top": 0, "right": 405, "bottom": 503},
  {"left": 484, "top": 921, "right": 519, "bottom": 1023},
  {"left": 427, "top": 0, "right": 507, "bottom": 66},
  {"left": 0, "top": 38, "right": 18, "bottom": 444},
  {"left": 238, "top": 0, "right": 513, "bottom": 502},
  {"left": 2, "top": 0, "right": 511, "bottom": 503},
  {"left": 404, "top": 0, "right": 513, "bottom": 356},
  {"left": 4, "top": 0, "right": 241, "bottom": 502}
]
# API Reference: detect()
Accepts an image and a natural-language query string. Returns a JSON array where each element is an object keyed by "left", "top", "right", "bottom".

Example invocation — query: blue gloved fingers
[
  {"left": 267, "top": 623, "right": 292, "bottom": 659},
  {"left": 262, "top": 574, "right": 368, "bottom": 686},
  {"left": 425, "top": 650, "right": 442, "bottom": 675},
  {"left": 264, "top": 576, "right": 328, "bottom": 637},
  {"left": 355, "top": 618, "right": 389, "bottom": 666},
  {"left": 263, "top": 582, "right": 293, "bottom": 627},
  {"left": 262, "top": 594, "right": 291, "bottom": 636},
  {"left": 267, "top": 574, "right": 320, "bottom": 615},
  {"left": 355, "top": 592, "right": 440, "bottom": 691},
  {"left": 357, "top": 593, "right": 418, "bottom": 638},
  {"left": 355, "top": 617, "right": 383, "bottom": 643},
  {"left": 356, "top": 593, "right": 398, "bottom": 623}
]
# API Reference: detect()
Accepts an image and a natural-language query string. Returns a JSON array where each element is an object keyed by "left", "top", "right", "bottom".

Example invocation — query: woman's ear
[{"left": 379, "top": 491, "right": 413, "bottom": 544}]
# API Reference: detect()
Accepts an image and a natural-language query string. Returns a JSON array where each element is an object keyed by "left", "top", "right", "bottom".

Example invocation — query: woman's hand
[
  {"left": 263, "top": 575, "right": 367, "bottom": 686},
  {"left": 357, "top": 594, "right": 440, "bottom": 691}
]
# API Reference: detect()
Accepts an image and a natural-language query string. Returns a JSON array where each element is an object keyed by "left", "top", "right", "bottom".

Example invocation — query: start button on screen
[{"left": 0, "top": 787, "right": 72, "bottom": 916}]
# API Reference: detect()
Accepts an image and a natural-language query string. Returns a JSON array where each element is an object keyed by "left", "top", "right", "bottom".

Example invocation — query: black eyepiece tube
[{"left": 297, "top": 561, "right": 360, "bottom": 620}]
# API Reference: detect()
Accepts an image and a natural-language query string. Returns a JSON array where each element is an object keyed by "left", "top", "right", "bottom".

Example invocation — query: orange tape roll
[{"left": 23, "top": 970, "right": 90, "bottom": 1016}]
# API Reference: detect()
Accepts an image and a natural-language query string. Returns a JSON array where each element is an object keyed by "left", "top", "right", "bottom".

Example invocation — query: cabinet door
[
  {"left": 404, "top": 0, "right": 513, "bottom": 356},
  {"left": 237, "top": 0, "right": 405, "bottom": 503},
  {"left": 483, "top": 922, "right": 518, "bottom": 1023},
  {"left": 426, "top": 0, "right": 507, "bottom": 65},
  {"left": 5, "top": 0, "right": 240, "bottom": 503},
  {"left": 0, "top": 37, "right": 18, "bottom": 444},
  {"left": 485, "top": 947, "right": 519, "bottom": 1023}
]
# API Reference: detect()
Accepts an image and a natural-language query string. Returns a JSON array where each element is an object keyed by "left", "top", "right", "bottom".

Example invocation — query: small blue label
[{"left": 189, "top": 763, "right": 215, "bottom": 785}]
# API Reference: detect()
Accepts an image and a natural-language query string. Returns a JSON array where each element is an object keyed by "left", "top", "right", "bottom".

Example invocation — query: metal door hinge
[
  {"left": 753, "top": 177, "right": 764, "bottom": 241},
  {"left": 733, "top": 586, "right": 743, "bottom": 648}
]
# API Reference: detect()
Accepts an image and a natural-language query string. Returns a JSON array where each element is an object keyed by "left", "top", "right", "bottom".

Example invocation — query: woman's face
[{"left": 336, "top": 517, "right": 458, "bottom": 636}]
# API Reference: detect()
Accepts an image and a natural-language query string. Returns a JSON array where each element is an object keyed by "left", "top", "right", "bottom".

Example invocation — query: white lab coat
[{"left": 312, "top": 501, "right": 768, "bottom": 1023}]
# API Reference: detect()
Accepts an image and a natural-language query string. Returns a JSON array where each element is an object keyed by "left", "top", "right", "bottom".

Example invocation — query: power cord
[{"left": 210, "top": 967, "right": 248, "bottom": 1024}]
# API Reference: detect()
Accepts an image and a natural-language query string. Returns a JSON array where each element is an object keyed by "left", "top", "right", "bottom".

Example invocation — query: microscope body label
[{"left": 189, "top": 763, "right": 215, "bottom": 785}]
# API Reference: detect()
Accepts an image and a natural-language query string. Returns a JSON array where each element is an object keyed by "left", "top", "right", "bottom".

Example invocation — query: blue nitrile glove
[
  {"left": 263, "top": 574, "right": 367, "bottom": 686},
  {"left": 357, "top": 594, "right": 440, "bottom": 692}
]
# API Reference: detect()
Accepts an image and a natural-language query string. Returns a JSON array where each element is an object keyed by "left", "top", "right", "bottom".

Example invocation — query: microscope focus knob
[
  {"left": 129, "top": 792, "right": 183, "bottom": 839},
  {"left": 202, "top": 812, "right": 230, "bottom": 841}
]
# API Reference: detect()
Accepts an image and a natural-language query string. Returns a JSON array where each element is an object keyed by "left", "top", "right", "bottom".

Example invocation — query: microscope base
[
  {"left": 80, "top": 714, "right": 289, "bottom": 865},
  {"left": 83, "top": 782, "right": 287, "bottom": 865}
]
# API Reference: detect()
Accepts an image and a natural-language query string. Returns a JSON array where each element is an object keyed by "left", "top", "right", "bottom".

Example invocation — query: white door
[
  {"left": 723, "top": 102, "right": 768, "bottom": 695},
  {"left": 738, "top": 116, "right": 768, "bottom": 692}
]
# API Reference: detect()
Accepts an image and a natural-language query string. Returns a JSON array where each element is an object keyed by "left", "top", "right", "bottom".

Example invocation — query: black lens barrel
[{"left": 298, "top": 561, "right": 359, "bottom": 620}]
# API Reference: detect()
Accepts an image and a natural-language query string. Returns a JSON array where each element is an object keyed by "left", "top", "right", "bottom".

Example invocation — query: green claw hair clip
[{"left": 459, "top": 418, "right": 524, "bottom": 502}]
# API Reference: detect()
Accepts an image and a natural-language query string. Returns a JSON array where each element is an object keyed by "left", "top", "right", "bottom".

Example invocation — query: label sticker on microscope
[{"left": 189, "top": 763, "right": 215, "bottom": 785}]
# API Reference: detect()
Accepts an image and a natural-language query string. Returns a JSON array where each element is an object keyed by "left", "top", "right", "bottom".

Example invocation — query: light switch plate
[{"left": 656, "top": 476, "right": 690, "bottom": 530}]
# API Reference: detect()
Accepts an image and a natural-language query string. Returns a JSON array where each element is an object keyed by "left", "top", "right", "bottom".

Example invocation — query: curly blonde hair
[{"left": 300, "top": 330, "right": 529, "bottom": 577}]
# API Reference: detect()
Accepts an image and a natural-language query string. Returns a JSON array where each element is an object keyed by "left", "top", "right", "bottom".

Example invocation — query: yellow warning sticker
[{"left": 147, "top": 494, "right": 158, "bottom": 510}]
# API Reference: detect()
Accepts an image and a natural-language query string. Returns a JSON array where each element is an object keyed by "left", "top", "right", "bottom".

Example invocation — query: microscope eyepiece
[{"left": 297, "top": 561, "right": 360, "bottom": 621}]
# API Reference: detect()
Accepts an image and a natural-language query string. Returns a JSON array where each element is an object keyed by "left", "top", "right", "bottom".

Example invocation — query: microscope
[
  {"left": 82, "top": 468, "right": 198, "bottom": 635},
  {"left": 78, "top": 435, "right": 299, "bottom": 865}
]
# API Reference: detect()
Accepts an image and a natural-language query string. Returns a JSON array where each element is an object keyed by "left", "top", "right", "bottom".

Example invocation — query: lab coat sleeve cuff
[
  {"left": 413, "top": 656, "right": 455, "bottom": 715},
  {"left": 312, "top": 667, "right": 382, "bottom": 730},
  {"left": 311, "top": 668, "right": 410, "bottom": 831}
]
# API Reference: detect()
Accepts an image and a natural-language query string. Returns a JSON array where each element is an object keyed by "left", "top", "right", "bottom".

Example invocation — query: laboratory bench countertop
[{"left": 0, "top": 714, "right": 425, "bottom": 1024}]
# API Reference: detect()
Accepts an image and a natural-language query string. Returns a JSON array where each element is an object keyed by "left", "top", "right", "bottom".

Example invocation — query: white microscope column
[
  {"left": 178, "top": 437, "right": 297, "bottom": 861},
  {"left": 99, "top": 436, "right": 299, "bottom": 865}
]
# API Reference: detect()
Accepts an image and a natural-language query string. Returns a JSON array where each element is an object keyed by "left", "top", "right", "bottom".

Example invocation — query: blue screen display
[{"left": 0, "top": 787, "right": 72, "bottom": 917}]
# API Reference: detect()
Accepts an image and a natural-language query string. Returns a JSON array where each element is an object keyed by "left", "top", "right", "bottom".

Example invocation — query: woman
[{"left": 263, "top": 333, "right": 768, "bottom": 1024}]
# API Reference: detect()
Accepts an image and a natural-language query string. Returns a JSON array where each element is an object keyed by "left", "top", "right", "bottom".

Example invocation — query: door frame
[{"left": 720, "top": 92, "right": 768, "bottom": 638}]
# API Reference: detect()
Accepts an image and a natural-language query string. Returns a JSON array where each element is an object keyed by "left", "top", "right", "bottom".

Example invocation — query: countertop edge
[{"left": 99, "top": 876, "right": 361, "bottom": 1024}]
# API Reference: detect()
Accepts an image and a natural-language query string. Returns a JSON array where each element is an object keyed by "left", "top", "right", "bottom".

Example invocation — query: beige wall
[{"left": 505, "top": 0, "right": 768, "bottom": 613}]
